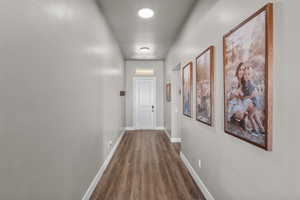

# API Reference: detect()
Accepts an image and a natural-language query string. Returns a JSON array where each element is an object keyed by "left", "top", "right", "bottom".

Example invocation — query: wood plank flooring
[
  {"left": 173, "top": 142, "right": 181, "bottom": 155},
  {"left": 91, "top": 130, "right": 205, "bottom": 200}
]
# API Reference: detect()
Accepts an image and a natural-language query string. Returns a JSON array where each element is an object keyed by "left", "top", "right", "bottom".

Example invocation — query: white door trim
[{"left": 133, "top": 77, "right": 157, "bottom": 129}]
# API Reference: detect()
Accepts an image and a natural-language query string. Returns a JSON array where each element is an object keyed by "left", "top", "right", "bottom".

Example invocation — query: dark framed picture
[
  {"left": 223, "top": 3, "right": 273, "bottom": 150},
  {"left": 182, "top": 62, "right": 193, "bottom": 117},
  {"left": 196, "top": 46, "right": 214, "bottom": 126},
  {"left": 166, "top": 83, "right": 171, "bottom": 102}
]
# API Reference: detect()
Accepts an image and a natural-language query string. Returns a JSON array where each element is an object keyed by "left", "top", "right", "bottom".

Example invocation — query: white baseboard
[
  {"left": 163, "top": 129, "right": 181, "bottom": 143},
  {"left": 125, "top": 127, "right": 135, "bottom": 130},
  {"left": 155, "top": 126, "right": 165, "bottom": 130},
  {"left": 126, "top": 127, "right": 165, "bottom": 131},
  {"left": 170, "top": 137, "right": 182, "bottom": 143},
  {"left": 164, "top": 129, "right": 171, "bottom": 139},
  {"left": 82, "top": 130, "right": 126, "bottom": 200},
  {"left": 180, "top": 152, "right": 215, "bottom": 200}
]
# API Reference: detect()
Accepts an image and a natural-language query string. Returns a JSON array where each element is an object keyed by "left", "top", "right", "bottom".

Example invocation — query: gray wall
[
  {"left": 0, "top": 0, "right": 125, "bottom": 199},
  {"left": 164, "top": 66, "right": 172, "bottom": 135},
  {"left": 164, "top": 63, "right": 182, "bottom": 138},
  {"left": 125, "top": 60, "right": 164, "bottom": 128},
  {"left": 165, "top": 0, "right": 300, "bottom": 199}
]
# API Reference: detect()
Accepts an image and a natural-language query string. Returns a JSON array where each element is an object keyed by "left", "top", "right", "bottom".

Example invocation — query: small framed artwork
[
  {"left": 223, "top": 3, "right": 273, "bottom": 150},
  {"left": 196, "top": 46, "right": 214, "bottom": 126},
  {"left": 166, "top": 83, "right": 171, "bottom": 102},
  {"left": 182, "top": 62, "right": 193, "bottom": 117}
]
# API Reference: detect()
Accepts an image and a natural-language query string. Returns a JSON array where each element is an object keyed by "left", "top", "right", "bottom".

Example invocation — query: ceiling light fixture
[
  {"left": 135, "top": 69, "right": 154, "bottom": 75},
  {"left": 138, "top": 8, "right": 154, "bottom": 19},
  {"left": 140, "top": 47, "right": 150, "bottom": 52}
]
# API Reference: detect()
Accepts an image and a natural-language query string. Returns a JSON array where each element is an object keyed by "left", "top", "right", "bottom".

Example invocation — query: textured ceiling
[{"left": 97, "top": 0, "right": 196, "bottom": 60}]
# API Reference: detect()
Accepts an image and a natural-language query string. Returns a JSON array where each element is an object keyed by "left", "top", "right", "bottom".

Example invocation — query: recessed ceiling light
[
  {"left": 138, "top": 8, "right": 154, "bottom": 19},
  {"left": 140, "top": 47, "right": 150, "bottom": 52}
]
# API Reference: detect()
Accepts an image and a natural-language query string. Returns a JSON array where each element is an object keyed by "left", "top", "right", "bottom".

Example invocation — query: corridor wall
[
  {"left": 0, "top": 0, "right": 125, "bottom": 199},
  {"left": 125, "top": 60, "right": 164, "bottom": 128},
  {"left": 165, "top": 0, "right": 300, "bottom": 199}
]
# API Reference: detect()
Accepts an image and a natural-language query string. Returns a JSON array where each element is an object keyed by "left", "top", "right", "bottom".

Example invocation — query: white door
[{"left": 133, "top": 77, "right": 156, "bottom": 129}]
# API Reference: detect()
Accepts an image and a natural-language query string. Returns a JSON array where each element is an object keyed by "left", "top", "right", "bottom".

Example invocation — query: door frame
[
  {"left": 171, "top": 64, "right": 181, "bottom": 139},
  {"left": 133, "top": 76, "right": 157, "bottom": 129}
]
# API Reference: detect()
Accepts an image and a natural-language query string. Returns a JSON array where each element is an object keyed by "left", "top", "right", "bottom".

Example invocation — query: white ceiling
[{"left": 97, "top": 0, "right": 196, "bottom": 60}]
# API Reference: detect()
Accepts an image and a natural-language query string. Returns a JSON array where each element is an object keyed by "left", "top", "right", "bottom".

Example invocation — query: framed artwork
[
  {"left": 166, "top": 83, "right": 171, "bottom": 102},
  {"left": 223, "top": 3, "right": 273, "bottom": 150},
  {"left": 182, "top": 62, "right": 193, "bottom": 117},
  {"left": 196, "top": 46, "right": 214, "bottom": 126}
]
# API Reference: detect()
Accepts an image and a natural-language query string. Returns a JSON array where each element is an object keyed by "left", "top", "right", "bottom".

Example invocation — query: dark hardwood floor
[{"left": 91, "top": 130, "right": 205, "bottom": 200}]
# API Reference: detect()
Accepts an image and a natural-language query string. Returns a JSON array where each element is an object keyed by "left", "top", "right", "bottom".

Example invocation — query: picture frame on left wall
[
  {"left": 166, "top": 83, "right": 171, "bottom": 102},
  {"left": 182, "top": 62, "right": 193, "bottom": 118}
]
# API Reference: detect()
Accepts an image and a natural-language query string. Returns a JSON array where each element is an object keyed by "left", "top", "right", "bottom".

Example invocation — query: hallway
[
  {"left": 91, "top": 130, "right": 205, "bottom": 200},
  {"left": 1, "top": 0, "right": 300, "bottom": 199}
]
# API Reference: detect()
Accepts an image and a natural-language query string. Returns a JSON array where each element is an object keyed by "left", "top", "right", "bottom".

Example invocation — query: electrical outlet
[{"left": 198, "top": 160, "right": 202, "bottom": 168}]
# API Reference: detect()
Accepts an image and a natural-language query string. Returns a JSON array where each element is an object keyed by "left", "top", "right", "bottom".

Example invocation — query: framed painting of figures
[
  {"left": 223, "top": 3, "right": 273, "bottom": 150},
  {"left": 182, "top": 62, "right": 193, "bottom": 118},
  {"left": 196, "top": 46, "right": 214, "bottom": 126},
  {"left": 166, "top": 83, "right": 171, "bottom": 102}
]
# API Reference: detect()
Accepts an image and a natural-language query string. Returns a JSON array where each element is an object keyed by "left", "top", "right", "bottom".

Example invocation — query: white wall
[
  {"left": 0, "top": 0, "right": 125, "bottom": 199},
  {"left": 165, "top": 0, "right": 300, "bottom": 199},
  {"left": 125, "top": 60, "right": 164, "bottom": 128}
]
